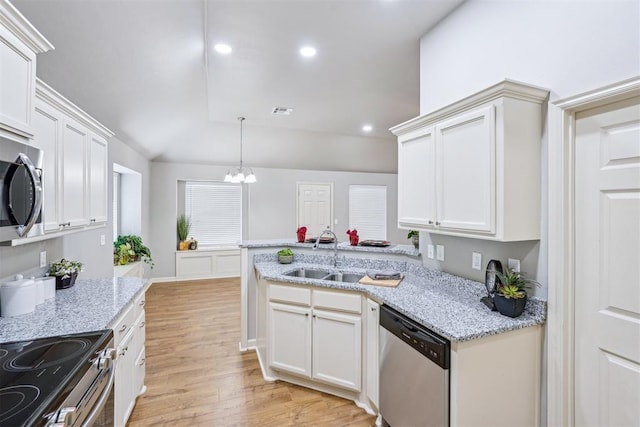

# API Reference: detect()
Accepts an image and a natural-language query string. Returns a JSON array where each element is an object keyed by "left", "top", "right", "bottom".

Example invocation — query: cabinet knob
[
  {"left": 140, "top": 321, "right": 145, "bottom": 328},
  {"left": 90, "top": 218, "right": 96, "bottom": 223},
  {"left": 371, "top": 306, "right": 377, "bottom": 311},
  {"left": 305, "top": 313, "right": 309, "bottom": 317},
  {"left": 139, "top": 300, "right": 145, "bottom": 307},
  {"left": 139, "top": 358, "right": 146, "bottom": 366},
  {"left": 59, "top": 222, "right": 71, "bottom": 227},
  {"left": 119, "top": 324, "right": 127, "bottom": 332},
  {"left": 428, "top": 220, "right": 434, "bottom": 225},
  {"left": 435, "top": 221, "right": 441, "bottom": 226}
]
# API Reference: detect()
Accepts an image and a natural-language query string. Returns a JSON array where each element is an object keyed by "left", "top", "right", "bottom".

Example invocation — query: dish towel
[{"left": 366, "top": 270, "right": 402, "bottom": 280}]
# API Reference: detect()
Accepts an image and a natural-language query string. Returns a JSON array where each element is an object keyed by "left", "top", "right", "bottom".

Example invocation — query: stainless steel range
[{"left": 0, "top": 330, "right": 116, "bottom": 426}]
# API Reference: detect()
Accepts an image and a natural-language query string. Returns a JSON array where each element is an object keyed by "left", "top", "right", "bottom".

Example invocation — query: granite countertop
[
  {"left": 0, "top": 277, "right": 148, "bottom": 343},
  {"left": 254, "top": 254, "right": 546, "bottom": 343},
  {"left": 240, "top": 239, "right": 420, "bottom": 257}
]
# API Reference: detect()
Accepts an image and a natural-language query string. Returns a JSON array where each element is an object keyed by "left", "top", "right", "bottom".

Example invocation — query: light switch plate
[
  {"left": 427, "top": 244, "right": 434, "bottom": 259},
  {"left": 472, "top": 252, "right": 482, "bottom": 270},
  {"left": 436, "top": 245, "right": 445, "bottom": 261},
  {"left": 508, "top": 258, "right": 521, "bottom": 272},
  {"left": 39, "top": 251, "right": 47, "bottom": 268},
  {"left": 100, "top": 234, "right": 106, "bottom": 246}
]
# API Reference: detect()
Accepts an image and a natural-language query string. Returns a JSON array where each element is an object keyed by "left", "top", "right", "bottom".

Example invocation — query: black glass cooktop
[{"left": 0, "top": 330, "right": 111, "bottom": 426}]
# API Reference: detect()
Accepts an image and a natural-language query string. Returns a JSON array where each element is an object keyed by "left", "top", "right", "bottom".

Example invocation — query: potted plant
[
  {"left": 277, "top": 248, "right": 294, "bottom": 264},
  {"left": 114, "top": 235, "right": 154, "bottom": 268},
  {"left": 48, "top": 258, "right": 83, "bottom": 289},
  {"left": 493, "top": 269, "right": 539, "bottom": 318},
  {"left": 407, "top": 230, "right": 419, "bottom": 248},
  {"left": 177, "top": 214, "right": 191, "bottom": 250}
]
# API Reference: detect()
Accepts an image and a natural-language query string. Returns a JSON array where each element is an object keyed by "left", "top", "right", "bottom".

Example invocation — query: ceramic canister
[
  {"left": 39, "top": 276, "right": 56, "bottom": 300},
  {"left": 31, "top": 276, "right": 45, "bottom": 305},
  {"left": 0, "top": 274, "right": 36, "bottom": 317}
]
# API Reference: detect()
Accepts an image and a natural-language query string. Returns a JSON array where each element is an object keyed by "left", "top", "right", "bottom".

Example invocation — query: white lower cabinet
[
  {"left": 267, "top": 284, "right": 363, "bottom": 393},
  {"left": 113, "top": 292, "right": 146, "bottom": 426}
]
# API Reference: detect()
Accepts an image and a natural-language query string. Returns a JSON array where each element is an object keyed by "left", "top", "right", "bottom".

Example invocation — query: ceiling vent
[{"left": 272, "top": 107, "right": 293, "bottom": 115}]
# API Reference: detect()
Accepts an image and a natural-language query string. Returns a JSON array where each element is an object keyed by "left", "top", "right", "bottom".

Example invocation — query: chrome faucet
[{"left": 313, "top": 228, "right": 338, "bottom": 267}]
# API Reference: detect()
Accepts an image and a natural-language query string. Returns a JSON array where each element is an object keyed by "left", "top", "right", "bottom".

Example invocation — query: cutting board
[{"left": 358, "top": 274, "right": 404, "bottom": 287}]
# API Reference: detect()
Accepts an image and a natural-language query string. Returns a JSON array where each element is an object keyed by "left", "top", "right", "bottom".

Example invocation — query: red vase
[
  {"left": 297, "top": 231, "right": 306, "bottom": 243},
  {"left": 350, "top": 235, "right": 359, "bottom": 246}
]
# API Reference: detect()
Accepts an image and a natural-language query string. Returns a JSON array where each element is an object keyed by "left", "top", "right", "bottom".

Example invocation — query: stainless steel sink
[
  {"left": 283, "top": 268, "right": 331, "bottom": 279},
  {"left": 283, "top": 268, "right": 364, "bottom": 283},
  {"left": 324, "top": 272, "right": 365, "bottom": 283}
]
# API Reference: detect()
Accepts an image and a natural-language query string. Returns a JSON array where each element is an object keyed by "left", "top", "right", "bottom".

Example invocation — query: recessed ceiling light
[
  {"left": 214, "top": 43, "right": 232, "bottom": 54},
  {"left": 299, "top": 46, "right": 317, "bottom": 58},
  {"left": 362, "top": 124, "right": 373, "bottom": 132}
]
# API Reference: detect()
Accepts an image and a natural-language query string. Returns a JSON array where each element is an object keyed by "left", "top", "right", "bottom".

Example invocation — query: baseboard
[
  {"left": 148, "top": 276, "right": 177, "bottom": 283},
  {"left": 239, "top": 339, "right": 256, "bottom": 352},
  {"left": 254, "top": 346, "right": 277, "bottom": 382}
]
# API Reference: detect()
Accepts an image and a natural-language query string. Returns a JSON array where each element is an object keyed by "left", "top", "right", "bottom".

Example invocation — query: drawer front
[
  {"left": 133, "top": 292, "right": 146, "bottom": 319},
  {"left": 269, "top": 283, "right": 311, "bottom": 306},
  {"left": 113, "top": 305, "right": 135, "bottom": 346},
  {"left": 313, "top": 290, "right": 362, "bottom": 314}
]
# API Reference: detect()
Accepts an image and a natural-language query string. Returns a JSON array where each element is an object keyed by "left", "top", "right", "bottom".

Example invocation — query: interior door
[
  {"left": 297, "top": 183, "right": 332, "bottom": 237},
  {"left": 574, "top": 96, "right": 640, "bottom": 427}
]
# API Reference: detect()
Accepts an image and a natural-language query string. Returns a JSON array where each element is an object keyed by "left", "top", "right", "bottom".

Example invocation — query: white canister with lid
[
  {"left": 39, "top": 276, "right": 56, "bottom": 300},
  {"left": 1, "top": 275, "right": 36, "bottom": 317},
  {"left": 31, "top": 276, "right": 45, "bottom": 305}
]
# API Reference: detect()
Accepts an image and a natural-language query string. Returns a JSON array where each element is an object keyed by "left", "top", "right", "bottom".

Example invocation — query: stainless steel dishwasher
[{"left": 379, "top": 304, "right": 450, "bottom": 427}]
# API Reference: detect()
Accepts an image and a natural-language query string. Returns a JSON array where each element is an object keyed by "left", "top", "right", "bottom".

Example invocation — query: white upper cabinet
[
  {"left": 0, "top": 1, "right": 53, "bottom": 139},
  {"left": 32, "top": 79, "right": 113, "bottom": 232},
  {"left": 391, "top": 80, "right": 549, "bottom": 242}
]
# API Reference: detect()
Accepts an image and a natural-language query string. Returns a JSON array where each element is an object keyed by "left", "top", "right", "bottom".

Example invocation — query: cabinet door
[
  {"left": 436, "top": 106, "right": 495, "bottom": 233},
  {"left": 397, "top": 127, "right": 436, "bottom": 228},
  {"left": 0, "top": 24, "right": 35, "bottom": 137},
  {"left": 365, "top": 299, "right": 379, "bottom": 408},
  {"left": 268, "top": 302, "right": 312, "bottom": 378},
  {"left": 134, "top": 347, "right": 146, "bottom": 397},
  {"left": 115, "top": 330, "right": 135, "bottom": 427},
  {"left": 32, "top": 100, "right": 62, "bottom": 232},
  {"left": 312, "top": 309, "right": 362, "bottom": 391},
  {"left": 61, "top": 117, "right": 89, "bottom": 227},
  {"left": 88, "top": 132, "right": 108, "bottom": 223}
]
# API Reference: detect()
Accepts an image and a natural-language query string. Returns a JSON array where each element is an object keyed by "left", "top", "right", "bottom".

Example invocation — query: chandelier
[{"left": 224, "top": 117, "right": 256, "bottom": 184}]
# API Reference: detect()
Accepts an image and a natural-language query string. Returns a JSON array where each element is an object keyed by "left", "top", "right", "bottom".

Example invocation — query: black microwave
[{"left": 0, "top": 136, "right": 44, "bottom": 242}]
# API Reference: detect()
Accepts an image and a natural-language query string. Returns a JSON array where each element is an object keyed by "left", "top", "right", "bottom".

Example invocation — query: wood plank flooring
[{"left": 127, "top": 278, "right": 376, "bottom": 426}]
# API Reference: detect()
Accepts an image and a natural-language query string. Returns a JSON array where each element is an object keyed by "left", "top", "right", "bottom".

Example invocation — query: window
[
  {"left": 349, "top": 185, "right": 387, "bottom": 240},
  {"left": 113, "top": 172, "right": 120, "bottom": 241},
  {"left": 184, "top": 181, "right": 242, "bottom": 246}
]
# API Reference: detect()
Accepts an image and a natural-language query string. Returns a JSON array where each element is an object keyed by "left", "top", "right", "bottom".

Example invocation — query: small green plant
[
  {"left": 49, "top": 259, "right": 83, "bottom": 279},
  {"left": 177, "top": 214, "right": 192, "bottom": 242},
  {"left": 116, "top": 243, "right": 135, "bottom": 265},
  {"left": 277, "top": 248, "right": 294, "bottom": 257},
  {"left": 495, "top": 269, "right": 539, "bottom": 299},
  {"left": 114, "top": 235, "right": 154, "bottom": 268},
  {"left": 407, "top": 230, "right": 419, "bottom": 239}
]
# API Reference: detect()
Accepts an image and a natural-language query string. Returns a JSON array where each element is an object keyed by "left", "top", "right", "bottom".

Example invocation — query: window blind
[
  {"left": 348, "top": 185, "right": 387, "bottom": 240},
  {"left": 185, "top": 182, "right": 242, "bottom": 246}
]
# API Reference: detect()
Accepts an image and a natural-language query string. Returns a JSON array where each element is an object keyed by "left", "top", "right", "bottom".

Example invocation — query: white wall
[
  {"left": 417, "top": 0, "right": 640, "bottom": 297},
  {"left": 149, "top": 161, "right": 403, "bottom": 279}
]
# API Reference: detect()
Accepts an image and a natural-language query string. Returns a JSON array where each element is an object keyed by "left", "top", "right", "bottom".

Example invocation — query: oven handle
[
  {"left": 6, "top": 153, "right": 43, "bottom": 237},
  {"left": 82, "top": 362, "right": 116, "bottom": 427}
]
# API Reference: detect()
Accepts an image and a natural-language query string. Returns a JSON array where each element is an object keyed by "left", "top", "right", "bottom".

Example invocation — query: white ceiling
[{"left": 11, "top": 0, "right": 463, "bottom": 169}]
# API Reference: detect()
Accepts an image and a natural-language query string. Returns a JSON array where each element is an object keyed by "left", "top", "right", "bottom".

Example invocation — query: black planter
[
  {"left": 55, "top": 272, "right": 78, "bottom": 290},
  {"left": 494, "top": 294, "right": 527, "bottom": 318}
]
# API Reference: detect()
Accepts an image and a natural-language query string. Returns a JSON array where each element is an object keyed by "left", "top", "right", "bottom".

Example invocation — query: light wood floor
[{"left": 127, "top": 278, "right": 376, "bottom": 426}]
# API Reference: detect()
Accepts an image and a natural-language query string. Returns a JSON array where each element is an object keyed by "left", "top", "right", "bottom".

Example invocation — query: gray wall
[
  {"left": 149, "top": 161, "right": 404, "bottom": 279},
  {"left": 0, "top": 135, "right": 151, "bottom": 282},
  {"left": 418, "top": 0, "right": 640, "bottom": 299}
]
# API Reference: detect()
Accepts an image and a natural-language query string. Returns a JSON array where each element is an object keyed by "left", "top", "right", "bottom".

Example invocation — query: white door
[
  {"left": 268, "top": 302, "right": 312, "bottom": 378},
  {"left": 436, "top": 106, "right": 495, "bottom": 233},
  {"left": 312, "top": 309, "right": 361, "bottom": 391},
  {"left": 574, "top": 96, "right": 640, "bottom": 427},
  {"left": 297, "top": 183, "right": 332, "bottom": 237}
]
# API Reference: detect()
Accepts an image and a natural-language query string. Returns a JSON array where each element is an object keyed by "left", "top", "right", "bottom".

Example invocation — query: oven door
[{"left": 0, "top": 137, "right": 44, "bottom": 242}]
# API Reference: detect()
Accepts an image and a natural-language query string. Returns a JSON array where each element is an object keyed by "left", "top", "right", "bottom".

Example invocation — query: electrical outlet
[
  {"left": 436, "top": 245, "right": 445, "bottom": 261},
  {"left": 100, "top": 234, "right": 106, "bottom": 246},
  {"left": 508, "top": 258, "right": 521, "bottom": 272},
  {"left": 39, "top": 251, "right": 47, "bottom": 268},
  {"left": 472, "top": 252, "right": 482, "bottom": 270},
  {"left": 427, "top": 244, "right": 434, "bottom": 259}
]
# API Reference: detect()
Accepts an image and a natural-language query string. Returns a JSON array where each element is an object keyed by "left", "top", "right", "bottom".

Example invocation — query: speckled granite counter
[
  {"left": 254, "top": 254, "right": 546, "bottom": 342},
  {"left": 0, "top": 277, "right": 148, "bottom": 343},
  {"left": 240, "top": 239, "right": 420, "bottom": 257}
]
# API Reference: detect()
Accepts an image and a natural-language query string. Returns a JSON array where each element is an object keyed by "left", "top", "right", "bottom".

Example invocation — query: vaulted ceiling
[{"left": 12, "top": 0, "right": 463, "bottom": 171}]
